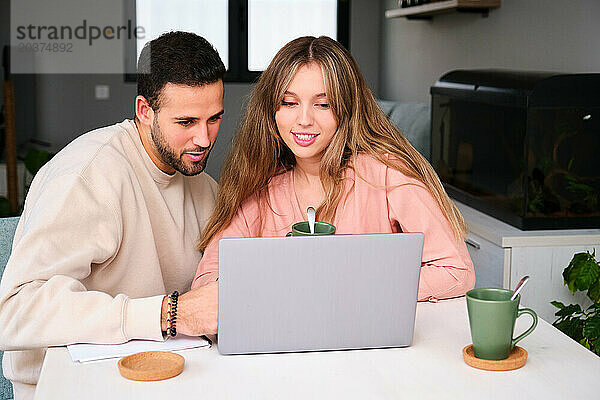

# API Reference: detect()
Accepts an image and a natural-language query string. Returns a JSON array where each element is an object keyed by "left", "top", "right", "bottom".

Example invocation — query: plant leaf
[
  {"left": 554, "top": 317, "right": 584, "bottom": 341},
  {"left": 554, "top": 319, "right": 572, "bottom": 336},
  {"left": 0, "top": 197, "right": 11, "bottom": 217},
  {"left": 591, "top": 337, "right": 600, "bottom": 356},
  {"left": 583, "top": 314, "right": 600, "bottom": 340},
  {"left": 551, "top": 301, "right": 566, "bottom": 309},
  {"left": 587, "top": 303, "right": 600, "bottom": 312},
  {"left": 24, "top": 148, "right": 54, "bottom": 177},
  {"left": 580, "top": 337, "right": 591, "bottom": 350},
  {"left": 555, "top": 303, "right": 582, "bottom": 317},
  {"left": 587, "top": 280, "right": 600, "bottom": 303},
  {"left": 571, "top": 319, "right": 584, "bottom": 341},
  {"left": 563, "top": 252, "right": 600, "bottom": 293}
]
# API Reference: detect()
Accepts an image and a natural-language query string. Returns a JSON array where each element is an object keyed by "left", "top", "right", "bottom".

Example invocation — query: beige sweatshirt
[{"left": 0, "top": 119, "right": 217, "bottom": 399}]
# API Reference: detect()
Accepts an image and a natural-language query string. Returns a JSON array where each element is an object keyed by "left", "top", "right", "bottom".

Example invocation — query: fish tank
[{"left": 430, "top": 70, "right": 600, "bottom": 230}]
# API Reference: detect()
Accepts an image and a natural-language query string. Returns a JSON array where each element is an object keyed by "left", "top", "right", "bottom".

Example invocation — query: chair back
[{"left": 0, "top": 216, "right": 19, "bottom": 400}]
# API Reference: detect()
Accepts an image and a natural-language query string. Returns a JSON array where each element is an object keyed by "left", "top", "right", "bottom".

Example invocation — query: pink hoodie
[{"left": 193, "top": 154, "right": 475, "bottom": 301}]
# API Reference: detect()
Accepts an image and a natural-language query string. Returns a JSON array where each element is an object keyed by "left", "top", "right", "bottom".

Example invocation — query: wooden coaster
[
  {"left": 118, "top": 351, "right": 184, "bottom": 381},
  {"left": 462, "top": 345, "right": 527, "bottom": 371}
]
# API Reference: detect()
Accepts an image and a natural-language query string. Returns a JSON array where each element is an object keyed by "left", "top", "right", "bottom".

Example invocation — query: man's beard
[{"left": 151, "top": 117, "right": 211, "bottom": 176}]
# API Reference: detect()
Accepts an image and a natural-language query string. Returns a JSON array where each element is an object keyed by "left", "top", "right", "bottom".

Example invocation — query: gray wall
[
  {"left": 1, "top": 0, "right": 37, "bottom": 153},
  {"left": 380, "top": 0, "right": 600, "bottom": 102},
  {"left": 21, "top": 0, "right": 381, "bottom": 180}
]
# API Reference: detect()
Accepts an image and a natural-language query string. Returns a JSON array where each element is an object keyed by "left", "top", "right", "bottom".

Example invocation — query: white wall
[{"left": 380, "top": 0, "right": 600, "bottom": 102}]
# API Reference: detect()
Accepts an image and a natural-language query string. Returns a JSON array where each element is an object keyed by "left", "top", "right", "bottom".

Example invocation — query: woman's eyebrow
[{"left": 283, "top": 91, "right": 327, "bottom": 98}]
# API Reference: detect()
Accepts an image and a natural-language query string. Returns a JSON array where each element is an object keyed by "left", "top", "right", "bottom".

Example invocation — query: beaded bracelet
[{"left": 166, "top": 290, "right": 179, "bottom": 337}]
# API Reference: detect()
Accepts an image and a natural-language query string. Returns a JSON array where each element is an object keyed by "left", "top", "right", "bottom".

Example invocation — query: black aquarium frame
[{"left": 431, "top": 70, "right": 600, "bottom": 231}]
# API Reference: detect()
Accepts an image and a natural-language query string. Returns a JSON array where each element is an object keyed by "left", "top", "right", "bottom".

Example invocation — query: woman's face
[{"left": 275, "top": 62, "right": 338, "bottom": 164}]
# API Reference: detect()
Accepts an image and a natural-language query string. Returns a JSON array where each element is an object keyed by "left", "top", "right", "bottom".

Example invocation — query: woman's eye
[
  {"left": 281, "top": 101, "right": 297, "bottom": 107},
  {"left": 316, "top": 103, "right": 330, "bottom": 109}
]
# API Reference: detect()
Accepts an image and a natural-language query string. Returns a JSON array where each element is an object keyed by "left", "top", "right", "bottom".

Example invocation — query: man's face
[{"left": 148, "top": 82, "right": 224, "bottom": 176}]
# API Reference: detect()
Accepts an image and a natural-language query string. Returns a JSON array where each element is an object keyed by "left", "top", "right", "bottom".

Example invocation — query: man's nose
[{"left": 192, "top": 123, "right": 211, "bottom": 148}]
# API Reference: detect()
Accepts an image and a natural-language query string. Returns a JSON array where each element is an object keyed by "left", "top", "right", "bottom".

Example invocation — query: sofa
[{"left": 376, "top": 100, "right": 431, "bottom": 161}]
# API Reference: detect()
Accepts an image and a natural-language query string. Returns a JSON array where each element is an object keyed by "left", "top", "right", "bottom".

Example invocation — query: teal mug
[
  {"left": 286, "top": 221, "right": 336, "bottom": 236},
  {"left": 466, "top": 288, "right": 538, "bottom": 360}
]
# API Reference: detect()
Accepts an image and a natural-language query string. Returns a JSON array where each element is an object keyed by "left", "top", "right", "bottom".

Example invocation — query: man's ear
[{"left": 135, "top": 95, "right": 155, "bottom": 126}]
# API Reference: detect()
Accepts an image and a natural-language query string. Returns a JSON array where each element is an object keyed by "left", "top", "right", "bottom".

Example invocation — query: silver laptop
[{"left": 217, "top": 233, "right": 424, "bottom": 355}]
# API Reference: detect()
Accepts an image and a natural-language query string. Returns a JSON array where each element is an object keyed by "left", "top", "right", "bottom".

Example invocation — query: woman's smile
[{"left": 292, "top": 132, "right": 320, "bottom": 146}]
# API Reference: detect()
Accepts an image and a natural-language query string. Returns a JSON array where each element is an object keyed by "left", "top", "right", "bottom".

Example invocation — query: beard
[{"left": 151, "top": 117, "right": 211, "bottom": 176}]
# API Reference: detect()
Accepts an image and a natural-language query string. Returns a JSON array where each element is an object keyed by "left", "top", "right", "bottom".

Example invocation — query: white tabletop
[{"left": 35, "top": 298, "right": 600, "bottom": 399}]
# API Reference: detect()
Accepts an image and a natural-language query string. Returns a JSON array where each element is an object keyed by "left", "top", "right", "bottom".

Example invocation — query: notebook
[{"left": 217, "top": 232, "right": 424, "bottom": 355}]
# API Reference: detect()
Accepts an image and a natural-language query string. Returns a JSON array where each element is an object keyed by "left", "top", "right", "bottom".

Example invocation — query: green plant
[
  {"left": 0, "top": 196, "right": 10, "bottom": 217},
  {"left": 551, "top": 251, "right": 600, "bottom": 355},
  {"left": 24, "top": 147, "right": 53, "bottom": 176},
  {"left": 0, "top": 148, "right": 54, "bottom": 217}
]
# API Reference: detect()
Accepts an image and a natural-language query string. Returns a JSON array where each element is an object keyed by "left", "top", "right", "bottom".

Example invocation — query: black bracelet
[{"left": 166, "top": 290, "right": 179, "bottom": 337}]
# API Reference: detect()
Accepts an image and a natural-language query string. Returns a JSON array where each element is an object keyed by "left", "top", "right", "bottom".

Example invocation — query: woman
[{"left": 193, "top": 36, "right": 475, "bottom": 301}]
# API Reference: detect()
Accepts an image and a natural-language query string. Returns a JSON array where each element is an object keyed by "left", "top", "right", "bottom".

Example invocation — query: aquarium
[{"left": 430, "top": 70, "right": 600, "bottom": 230}]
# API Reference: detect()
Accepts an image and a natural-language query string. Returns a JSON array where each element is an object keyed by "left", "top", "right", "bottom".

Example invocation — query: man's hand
[{"left": 161, "top": 281, "right": 218, "bottom": 336}]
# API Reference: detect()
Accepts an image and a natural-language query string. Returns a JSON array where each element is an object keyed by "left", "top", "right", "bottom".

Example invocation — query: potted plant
[
  {"left": 0, "top": 147, "right": 53, "bottom": 217},
  {"left": 551, "top": 251, "right": 600, "bottom": 355}
]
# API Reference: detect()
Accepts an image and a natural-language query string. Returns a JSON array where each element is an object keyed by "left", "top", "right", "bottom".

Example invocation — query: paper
[{"left": 67, "top": 335, "right": 211, "bottom": 363}]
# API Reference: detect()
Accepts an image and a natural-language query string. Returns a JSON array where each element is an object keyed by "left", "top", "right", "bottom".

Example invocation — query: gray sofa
[
  {"left": 0, "top": 217, "right": 18, "bottom": 400},
  {"left": 377, "top": 100, "right": 431, "bottom": 161}
]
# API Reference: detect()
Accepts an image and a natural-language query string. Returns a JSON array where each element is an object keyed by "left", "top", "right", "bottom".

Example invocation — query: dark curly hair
[{"left": 137, "top": 31, "right": 225, "bottom": 111}]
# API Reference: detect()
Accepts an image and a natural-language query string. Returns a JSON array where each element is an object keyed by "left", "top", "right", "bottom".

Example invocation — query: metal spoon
[
  {"left": 510, "top": 275, "right": 530, "bottom": 301},
  {"left": 307, "top": 206, "right": 316, "bottom": 234}
]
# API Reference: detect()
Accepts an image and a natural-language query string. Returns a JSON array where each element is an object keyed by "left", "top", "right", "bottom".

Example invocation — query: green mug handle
[
  {"left": 512, "top": 308, "right": 538, "bottom": 347},
  {"left": 286, "top": 232, "right": 292, "bottom": 237}
]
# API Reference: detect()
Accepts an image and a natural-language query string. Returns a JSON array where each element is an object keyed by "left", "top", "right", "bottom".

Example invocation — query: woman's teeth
[{"left": 294, "top": 133, "right": 317, "bottom": 140}]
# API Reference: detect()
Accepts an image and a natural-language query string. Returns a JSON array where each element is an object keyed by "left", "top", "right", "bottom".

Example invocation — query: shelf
[{"left": 385, "top": 0, "right": 501, "bottom": 19}]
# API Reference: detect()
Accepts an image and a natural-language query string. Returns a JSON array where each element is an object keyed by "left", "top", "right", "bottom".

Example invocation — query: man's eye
[
  {"left": 178, "top": 120, "right": 193, "bottom": 127},
  {"left": 281, "top": 101, "right": 297, "bottom": 107},
  {"left": 208, "top": 115, "right": 222, "bottom": 123}
]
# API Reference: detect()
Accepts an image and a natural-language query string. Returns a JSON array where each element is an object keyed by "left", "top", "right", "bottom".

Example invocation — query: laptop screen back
[{"left": 218, "top": 233, "right": 424, "bottom": 355}]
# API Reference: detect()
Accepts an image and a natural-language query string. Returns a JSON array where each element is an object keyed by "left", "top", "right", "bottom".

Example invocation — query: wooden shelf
[{"left": 385, "top": 0, "right": 501, "bottom": 19}]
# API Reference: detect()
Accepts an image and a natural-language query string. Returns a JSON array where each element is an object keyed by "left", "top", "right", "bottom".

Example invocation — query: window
[{"left": 125, "top": 0, "right": 350, "bottom": 82}]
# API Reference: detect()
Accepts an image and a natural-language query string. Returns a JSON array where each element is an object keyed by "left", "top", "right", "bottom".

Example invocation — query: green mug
[
  {"left": 466, "top": 288, "right": 538, "bottom": 360},
  {"left": 286, "top": 221, "right": 336, "bottom": 236}
]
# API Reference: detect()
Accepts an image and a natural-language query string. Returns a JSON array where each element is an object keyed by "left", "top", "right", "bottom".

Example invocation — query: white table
[{"left": 35, "top": 298, "right": 600, "bottom": 399}]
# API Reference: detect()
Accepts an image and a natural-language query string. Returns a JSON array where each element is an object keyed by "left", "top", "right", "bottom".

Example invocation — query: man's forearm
[
  {"left": 160, "top": 295, "right": 169, "bottom": 332},
  {"left": 161, "top": 282, "right": 219, "bottom": 337},
  {"left": 0, "top": 281, "right": 165, "bottom": 350}
]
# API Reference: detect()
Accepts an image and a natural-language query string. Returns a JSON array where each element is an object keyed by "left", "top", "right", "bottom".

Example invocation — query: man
[{"left": 0, "top": 31, "right": 224, "bottom": 399}]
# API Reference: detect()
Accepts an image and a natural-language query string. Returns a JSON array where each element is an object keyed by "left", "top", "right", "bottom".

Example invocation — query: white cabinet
[
  {"left": 464, "top": 231, "right": 506, "bottom": 289},
  {"left": 455, "top": 201, "right": 600, "bottom": 323}
]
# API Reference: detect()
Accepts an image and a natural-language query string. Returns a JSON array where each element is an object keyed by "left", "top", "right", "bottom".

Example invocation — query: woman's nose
[{"left": 297, "top": 105, "right": 314, "bottom": 126}]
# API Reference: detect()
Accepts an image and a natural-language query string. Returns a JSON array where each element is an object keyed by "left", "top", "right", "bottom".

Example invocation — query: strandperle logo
[{"left": 15, "top": 19, "right": 145, "bottom": 46}]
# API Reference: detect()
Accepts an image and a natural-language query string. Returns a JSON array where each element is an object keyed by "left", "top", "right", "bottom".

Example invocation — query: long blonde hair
[{"left": 198, "top": 36, "right": 465, "bottom": 251}]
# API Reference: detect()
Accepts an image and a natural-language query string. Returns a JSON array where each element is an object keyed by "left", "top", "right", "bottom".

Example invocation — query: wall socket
[{"left": 95, "top": 85, "right": 110, "bottom": 100}]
